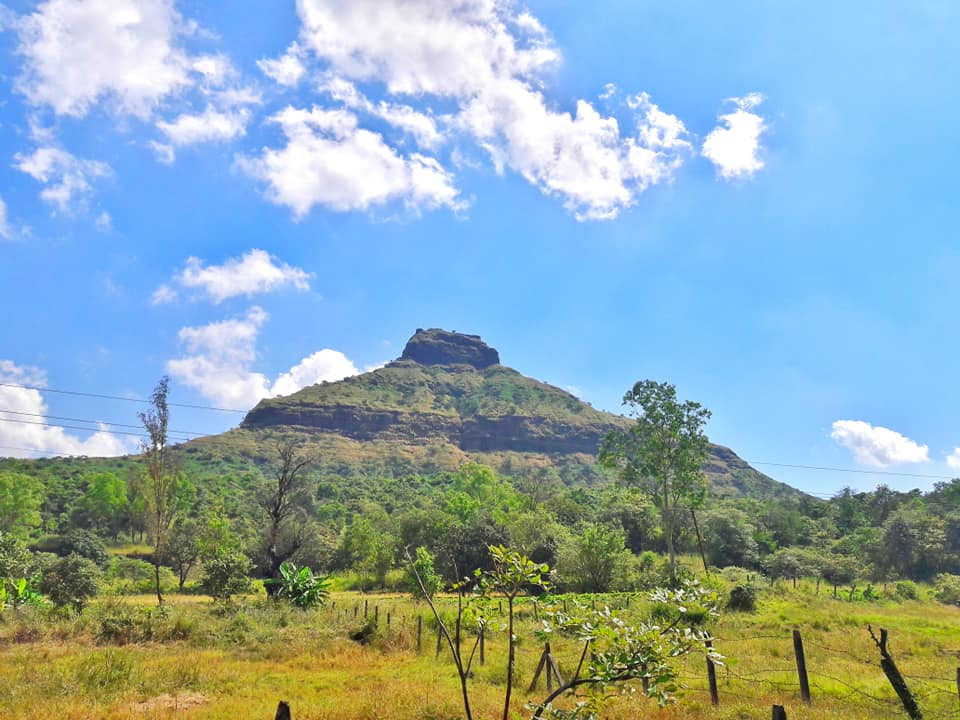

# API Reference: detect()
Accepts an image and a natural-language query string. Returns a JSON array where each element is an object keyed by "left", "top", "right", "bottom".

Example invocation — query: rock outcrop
[{"left": 400, "top": 328, "right": 500, "bottom": 369}]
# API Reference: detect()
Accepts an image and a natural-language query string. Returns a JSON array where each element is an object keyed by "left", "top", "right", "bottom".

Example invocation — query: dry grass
[{"left": 0, "top": 587, "right": 957, "bottom": 719}]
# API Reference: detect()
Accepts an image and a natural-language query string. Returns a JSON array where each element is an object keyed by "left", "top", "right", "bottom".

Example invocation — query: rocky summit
[{"left": 400, "top": 328, "right": 500, "bottom": 369}]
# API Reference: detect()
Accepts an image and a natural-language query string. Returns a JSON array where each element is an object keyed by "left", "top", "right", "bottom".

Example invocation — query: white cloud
[
  {"left": 946, "top": 448, "right": 960, "bottom": 469},
  {"left": 830, "top": 419, "right": 929, "bottom": 467},
  {"left": 257, "top": 42, "right": 306, "bottom": 87},
  {"left": 94, "top": 211, "right": 112, "bottom": 232},
  {"left": 157, "top": 107, "right": 250, "bottom": 146},
  {"left": 0, "top": 197, "right": 10, "bottom": 239},
  {"left": 151, "top": 284, "right": 177, "bottom": 305},
  {"left": 237, "top": 105, "right": 463, "bottom": 216},
  {"left": 166, "top": 307, "right": 359, "bottom": 410},
  {"left": 148, "top": 140, "right": 176, "bottom": 164},
  {"left": 14, "top": 0, "right": 194, "bottom": 118},
  {"left": 276, "top": 0, "right": 694, "bottom": 220},
  {"left": 162, "top": 248, "right": 313, "bottom": 304},
  {"left": 701, "top": 93, "right": 767, "bottom": 180},
  {"left": 0, "top": 360, "right": 133, "bottom": 458},
  {"left": 13, "top": 146, "right": 111, "bottom": 212}
]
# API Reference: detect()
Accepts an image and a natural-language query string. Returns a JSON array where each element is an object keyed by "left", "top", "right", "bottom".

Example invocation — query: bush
[
  {"left": 892, "top": 580, "right": 919, "bottom": 601},
  {"left": 406, "top": 546, "right": 442, "bottom": 598},
  {"left": 201, "top": 550, "right": 253, "bottom": 601},
  {"left": 104, "top": 557, "right": 176, "bottom": 595},
  {"left": 40, "top": 530, "right": 109, "bottom": 567},
  {"left": 934, "top": 573, "right": 960, "bottom": 606},
  {"left": 40, "top": 553, "right": 100, "bottom": 612},
  {"left": 727, "top": 583, "right": 758, "bottom": 612}
]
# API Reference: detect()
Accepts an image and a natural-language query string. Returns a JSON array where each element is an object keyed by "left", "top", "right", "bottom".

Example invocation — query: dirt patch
[{"left": 131, "top": 692, "right": 208, "bottom": 713}]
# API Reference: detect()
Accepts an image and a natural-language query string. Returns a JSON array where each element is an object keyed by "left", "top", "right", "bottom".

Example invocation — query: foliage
[
  {"left": 104, "top": 556, "right": 177, "bottom": 595},
  {"left": 405, "top": 546, "right": 442, "bottom": 598},
  {"left": 934, "top": 573, "right": 960, "bottom": 605},
  {"left": 201, "top": 550, "right": 253, "bottom": 602},
  {"left": 0, "top": 471, "right": 43, "bottom": 538},
  {"left": 264, "top": 561, "right": 330, "bottom": 608},
  {"left": 600, "top": 380, "right": 711, "bottom": 582},
  {"left": 40, "top": 553, "right": 100, "bottom": 612},
  {"left": 558, "top": 523, "right": 631, "bottom": 593},
  {"left": 727, "top": 583, "right": 758, "bottom": 612},
  {"left": 45, "top": 528, "right": 109, "bottom": 567}
]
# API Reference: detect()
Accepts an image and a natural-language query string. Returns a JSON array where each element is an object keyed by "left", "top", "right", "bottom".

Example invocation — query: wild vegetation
[{"left": 1, "top": 371, "right": 960, "bottom": 717}]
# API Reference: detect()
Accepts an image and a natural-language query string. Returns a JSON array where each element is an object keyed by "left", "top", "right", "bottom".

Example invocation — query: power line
[
  {"left": 0, "top": 416, "right": 195, "bottom": 442},
  {"left": 0, "top": 408, "right": 207, "bottom": 437},
  {"left": 0, "top": 381, "right": 246, "bottom": 413},
  {"left": 748, "top": 461, "right": 956, "bottom": 482}
]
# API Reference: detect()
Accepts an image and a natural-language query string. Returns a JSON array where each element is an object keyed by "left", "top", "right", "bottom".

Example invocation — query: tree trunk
[{"left": 502, "top": 596, "right": 515, "bottom": 720}]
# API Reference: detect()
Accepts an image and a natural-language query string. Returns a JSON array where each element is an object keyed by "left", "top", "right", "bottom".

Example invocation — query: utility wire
[
  {"left": 748, "top": 461, "right": 956, "bottom": 482},
  {"left": 0, "top": 416, "right": 194, "bottom": 441},
  {"left": 0, "top": 408, "right": 207, "bottom": 437},
  {"left": 0, "top": 381, "right": 246, "bottom": 413}
]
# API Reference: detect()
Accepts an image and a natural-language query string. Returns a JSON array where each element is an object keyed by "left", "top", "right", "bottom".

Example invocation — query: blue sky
[{"left": 1, "top": 0, "right": 958, "bottom": 496}]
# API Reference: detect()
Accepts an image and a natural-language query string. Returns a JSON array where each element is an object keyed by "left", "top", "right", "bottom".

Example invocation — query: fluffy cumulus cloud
[
  {"left": 166, "top": 307, "right": 359, "bottom": 409},
  {"left": 233, "top": 0, "right": 699, "bottom": 220},
  {"left": 946, "top": 448, "right": 960, "bottom": 469},
  {"left": 830, "top": 419, "right": 929, "bottom": 467},
  {"left": 157, "top": 107, "right": 250, "bottom": 146},
  {"left": 13, "top": 146, "right": 111, "bottom": 212},
  {"left": 14, "top": 0, "right": 193, "bottom": 118},
  {"left": 257, "top": 42, "right": 306, "bottom": 87},
  {"left": 0, "top": 360, "right": 133, "bottom": 458},
  {"left": 701, "top": 94, "right": 767, "bottom": 180},
  {"left": 237, "top": 106, "right": 462, "bottom": 216},
  {"left": 153, "top": 248, "right": 313, "bottom": 304}
]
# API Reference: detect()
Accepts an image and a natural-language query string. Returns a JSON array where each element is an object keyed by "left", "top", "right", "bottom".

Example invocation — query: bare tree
[
  {"left": 259, "top": 439, "right": 314, "bottom": 595},
  {"left": 138, "top": 377, "right": 178, "bottom": 605}
]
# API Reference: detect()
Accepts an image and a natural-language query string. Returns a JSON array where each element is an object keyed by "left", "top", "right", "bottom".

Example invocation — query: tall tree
[
  {"left": 259, "top": 439, "right": 315, "bottom": 595},
  {"left": 138, "top": 376, "right": 177, "bottom": 605},
  {"left": 0, "top": 472, "right": 44, "bottom": 539},
  {"left": 600, "top": 380, "right": 711, "bottom": 582}
]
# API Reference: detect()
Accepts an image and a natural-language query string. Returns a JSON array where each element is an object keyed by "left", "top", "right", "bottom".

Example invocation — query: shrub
[
  {"left": 265, "top": 561, "right": 330, "bottom": 608},
  {"left": 201, "top": 550, "right": 253, "bottom": 601},
  {"left": 934, "top": 573, "right": 960, "bottom": 606},
  {"left": 47, "top": 529, "right": 109, "bottom": 567},
  {"left": 104, "top": 557, "right": 176, "bottom": 595},
  {"left": 406, "top": 546, "right": 442, "bottom": 598},
  {"left": 40, "top": 553, "right": 100, "bottom": 612},
  {"left": 727, "top": 583, "right": 758, "bottom": 612},
  {"left": 892, "top": 580, "right": 919, "bottom": 601}
]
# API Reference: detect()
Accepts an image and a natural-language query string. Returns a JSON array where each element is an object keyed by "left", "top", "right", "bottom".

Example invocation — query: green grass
[{"left": 0, "top": 583, "right": 957, "bottom": 719}]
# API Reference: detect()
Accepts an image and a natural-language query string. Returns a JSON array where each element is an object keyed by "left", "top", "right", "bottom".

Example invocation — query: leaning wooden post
[
  {"left": 417, "top": 616, "right": 423, "bottom": 653},
  {"left": 772, "top": 705, "right": 787, "bottom": 720},
  {"left": 868, "top": 626, "right": 922, "bottom": 720},
  {"left": 792, "top": 629, "right": 811, "bottom": 704},
  {"left": 275, "top": 701, "right": 291, "bottom": 720},
  {"left": 706, "top": 639, "right": 719, "bottom": 706},
  {"left": 533, "top": 599, "right": 539, "bottom": 620},
  {"left": 479, "top": 626, "right": 485, "bottom": 666}
]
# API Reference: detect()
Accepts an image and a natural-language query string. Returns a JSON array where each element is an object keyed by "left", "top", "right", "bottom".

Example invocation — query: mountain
[{"left": 178, "top": 328, "right": 804, "bottom": 500}]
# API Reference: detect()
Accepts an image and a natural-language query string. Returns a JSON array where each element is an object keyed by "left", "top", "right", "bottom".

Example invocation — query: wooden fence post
[
  {"left": 387, "top": 611, "right": 391, "bottom": 626},
  {"left": 364, "top": 599, "right": 368, "bottom": 618},
  {"left": 374, "top": 605, "right": 379, "bottom": 623},
  {"left": 417, "top": 616, "right": 423, "bottom": 653},
  {"left": 868, "top": 627, "right": 922, "bottom": 720},
  {"left": 772, "top": 705, "right": 787, "bottom": 720},
  {"left": 955, "top": 667, "right": 959, "bottom": 709},
  {"left": 706, "top": 639, "right": 719, "bottom": 706},
  {"left": 792, "top": 629, "right": 811, "bottom": 704},
  {"left": 479, "top": 626, "right": 485, "bottom": 666},
  {"left": 275, "top": 701, "right": 291, "bottom": 720},
  {"left": 435, "top": 623, "right": 442, "bottom": 658}
]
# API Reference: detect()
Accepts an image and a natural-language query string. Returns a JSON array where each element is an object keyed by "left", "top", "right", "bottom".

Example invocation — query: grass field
[{"left": 1, "top": 585, "right": 958, "bottom": 720}]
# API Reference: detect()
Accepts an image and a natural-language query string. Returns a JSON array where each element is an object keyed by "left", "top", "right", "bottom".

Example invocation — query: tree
[
  {"left": 138, "top": 376, "right": 178, "bottom": 605},
  {"left": 0, "top": 471, "right": 44, "bottom": 539},
  {"left": 78, "top": 473, "right": 128, "bottom": 539},
  {"left": 163, "top": 518, "right": 202, "bottom": 591},
  {"left": 40, "top": 553, "right": 100, "bottom": 613},
  {"left": 600, "top": 380, "right": 711, "bottom": 582},
  {"left": 258, "top": 440, "right": 315, "bottom": 595},
  {"left": 559, "top": 523, "right": 631, "bottom": 592},
  {"left": 703, "top": 509, "right": 760, "bottom": 569},
  {"left": 201, "top": 549, "right": 253, "bottom": 602}
]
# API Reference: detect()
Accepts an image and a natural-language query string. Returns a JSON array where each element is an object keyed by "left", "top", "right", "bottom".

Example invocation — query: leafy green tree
[
  {"left": 765, "top": 548, "right": 817, "bottom": 588},
  {"left": 201, "top": 549, "right": 253, "bottom": 602},
  {"left": 138, "top": 377, "right": 178, "bottom": 605},
  {"left": 559, "top": 523, "right": 631, "bottom": 592},
  {"left": 78, "top": 472, "right": 128, "bottom": 539},
  {"left": 163, "top": 518, "right": 202, "bottom": 591},
  {"left": 40, "top": 553, "right": 100, "bottom": 612},
  {"left": 0, "top": 532, "right": 34, "bottom": 580},
  {"left": 54, "top": 529, "right": 109, "bottom": 567},
  {"left": 405, "top": 546, "right": 442, "bottom": 598},
  {"left": 600, "top": 380, "right": 711, "bottom": 582},
  {"left": 703, "top": 509, "right": 760, "bottom": 569},
  {"left": 0, "top": 471, "right": 44, "bottom": 539}
]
